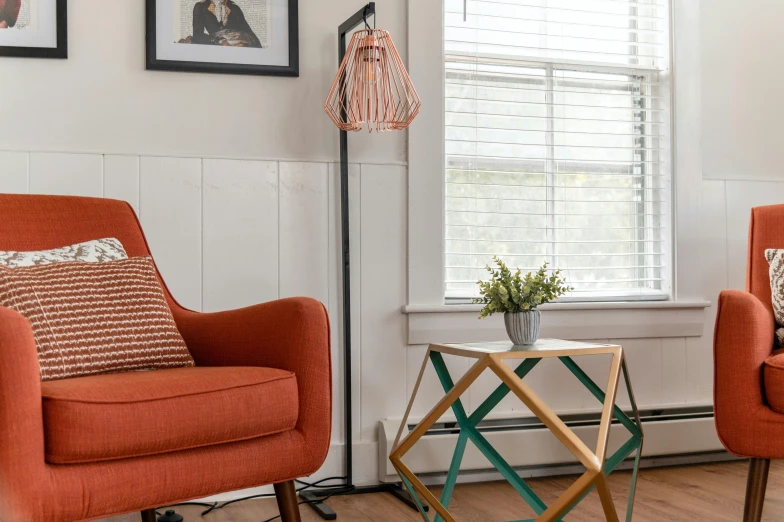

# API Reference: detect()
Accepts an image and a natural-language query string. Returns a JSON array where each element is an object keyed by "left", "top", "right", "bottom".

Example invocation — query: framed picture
[
  {"left": 0, "top": 0, "right": 67, "bottom": 59},
  {"left": 146, "top": 0, "right": 298, "bottom": 77}
]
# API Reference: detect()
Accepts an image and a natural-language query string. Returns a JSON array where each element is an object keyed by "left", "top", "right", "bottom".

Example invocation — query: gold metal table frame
[{"left": 389, "top": 340, "right": 644, "bottom": 522}]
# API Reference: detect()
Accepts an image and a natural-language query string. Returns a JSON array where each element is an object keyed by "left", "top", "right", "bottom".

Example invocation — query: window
[{"left": 444, "top": 0, "right": 671, "bottom": 302}]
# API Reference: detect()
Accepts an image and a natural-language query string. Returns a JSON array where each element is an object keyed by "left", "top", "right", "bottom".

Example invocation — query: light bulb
[
  {"left": 359, "top": 36, "right": 381, "bottom": 85},
  {"left": 364, "top": 59, "right": 378, "bottom": 84}
]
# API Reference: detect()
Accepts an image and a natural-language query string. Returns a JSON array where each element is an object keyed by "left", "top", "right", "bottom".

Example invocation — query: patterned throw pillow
[
  {"left": 0, "top": 238, "right": 127, "bottom": 268},
  {"left": 766, "top": 249, "right": 784, "bottom": 345},
  {"left": 0, "top": 257, "right": 194, "bottom": 381}
]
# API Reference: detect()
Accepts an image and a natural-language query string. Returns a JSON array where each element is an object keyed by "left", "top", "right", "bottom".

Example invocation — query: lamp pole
[{"left": 299, "top": 3, "right": 427, "bottom": 519}]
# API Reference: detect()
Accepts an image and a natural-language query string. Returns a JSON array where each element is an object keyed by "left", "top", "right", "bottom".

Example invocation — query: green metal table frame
[{"left": 391, "top": 346, "right": 643, "bottom": 522}]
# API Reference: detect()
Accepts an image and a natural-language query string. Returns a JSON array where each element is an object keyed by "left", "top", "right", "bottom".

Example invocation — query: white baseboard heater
[{"left": 377, "top": 407, "right": 730, "bottom": 484}]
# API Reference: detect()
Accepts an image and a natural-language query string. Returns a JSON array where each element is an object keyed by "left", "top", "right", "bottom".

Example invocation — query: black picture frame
[
  {"left": 0, "top": 0, "right": 67, "bottom": 59},
  {"left": 145, "top": 0, "right": 299, "bottom": 77}
]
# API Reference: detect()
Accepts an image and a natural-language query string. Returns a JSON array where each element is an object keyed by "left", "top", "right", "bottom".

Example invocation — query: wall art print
[{"left": 146, "top": 0, "right": 298, "bottom": 77}]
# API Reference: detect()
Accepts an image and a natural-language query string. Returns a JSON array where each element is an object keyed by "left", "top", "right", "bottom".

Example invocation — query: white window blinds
[{"left": 444, "top": 0, "right": 671, "bottom": 301}]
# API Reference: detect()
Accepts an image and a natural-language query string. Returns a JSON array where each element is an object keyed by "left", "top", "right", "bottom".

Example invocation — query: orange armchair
[
  {"left": 0, "top": 194, "right": 331, "bottom": 521},
  {"left": 715, "top": 204, "right": 784, "bottom": 522}
]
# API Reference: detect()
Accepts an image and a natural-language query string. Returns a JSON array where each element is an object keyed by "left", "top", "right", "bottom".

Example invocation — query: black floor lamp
[{"left": 298, "top": 3, "right": 424, "bottom": 520}]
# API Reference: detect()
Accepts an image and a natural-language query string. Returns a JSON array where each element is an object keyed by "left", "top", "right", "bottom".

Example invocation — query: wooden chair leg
[
  {"left": 744, "top": 458, "right": 770, "bottom": 522},
  {"left": 140, "top": 509, "right": 157, "bottom": 522},
  {"left": 274, "top": 480, "right": 302, "bottom": 522}
]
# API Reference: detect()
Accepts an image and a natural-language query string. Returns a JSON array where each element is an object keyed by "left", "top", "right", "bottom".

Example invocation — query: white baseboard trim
[
  {"left": 377, "top": 413, "right": 723, "bottom": 483},
  {"left": 187, "top": 410, "right": 723, "bottom": 504}
]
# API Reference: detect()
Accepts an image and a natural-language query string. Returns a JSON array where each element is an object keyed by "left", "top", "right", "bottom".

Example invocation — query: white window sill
[{"left": 402, "top": 300, "right": 711, "bottom": 345}]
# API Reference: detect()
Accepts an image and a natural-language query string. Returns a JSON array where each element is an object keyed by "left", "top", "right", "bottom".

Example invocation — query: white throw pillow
[
  {"left": 0, "top": 238, "right": 128, "bottom": 268},
  {"left": 765, "top": 249, "right": 784, "bottom": 345}
]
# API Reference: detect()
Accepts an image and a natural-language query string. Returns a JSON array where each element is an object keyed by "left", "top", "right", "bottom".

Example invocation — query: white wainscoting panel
[
  {"left": 725, "top": 181, "right": 784, "bottom": 290},
  {"left": 685, "top": 330, "right": 715, "bottom": 406},
  {"left": 29, "top": 152, "right": 103, "bottom": 197},
  {"left": 574, "top": 340, "right": 611, "bottom": 410},
  {"left": 404, "top": 344, "right": 471, "bottom": 423},
  {"left": 279, "top": 162, "right": 329, "bottom": 303},
  {"left": 359, "top": 164, "right": 409, "bottom": 441},
  {"left": 0, "top": 151, "right": 28, "bottom": 193},
  {"left": 327, "top": 162, "right": 361, "bottom": 443},
  {"left": 611, "top": 338, "right": 663, "bottom": 410},
  {"left": 139, "top": 156, "right": 202, "bottom": 311},
  {"left": 544, "top": 353, "right": 594, "bottom": 413},
  {"left": 467, "top": 354, "right": 536, "bottom": 419},
  {"left": 684, "top": 180, "right": 729, "bottom": 404},
  {"left": 203, "top": 159, "right": 279, "bottom": 312},
  {"left": 103, "top": 155, "right": 140, "bottom": 214},
  {"left": 701, "top": 180, "right": 729, "bottom": 295},
  {"left": 660, "top": 337, "right": 688, "bottom": 406}
]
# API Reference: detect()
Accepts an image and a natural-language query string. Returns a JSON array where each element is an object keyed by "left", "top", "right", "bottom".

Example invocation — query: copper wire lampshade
[{"left": 325, "top": 28, "right": 421, "bottom": 132}]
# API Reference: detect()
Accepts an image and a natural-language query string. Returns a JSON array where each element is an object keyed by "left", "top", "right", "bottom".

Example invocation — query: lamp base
[{"left": 300, "top": 483, "right": 428, "bottom": 520}]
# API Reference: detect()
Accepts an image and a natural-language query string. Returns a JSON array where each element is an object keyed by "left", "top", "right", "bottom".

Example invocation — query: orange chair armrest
[
  {"left": 0, "top": 307, "right": 47, "bottom": 511},
  {"left": 714, "top": 290, "right": 775, "bottom": 444},
  {"left": 172, "top": 297, "right": 332, "bottom": 461}
]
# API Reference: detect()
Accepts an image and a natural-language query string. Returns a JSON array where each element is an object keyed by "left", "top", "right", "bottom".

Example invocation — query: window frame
[
  {"left": 407, "top": 0, "right": 703, "bottom": 313},
  {"left": 442, "top": 1, "right": 673, "bottom": 303}
]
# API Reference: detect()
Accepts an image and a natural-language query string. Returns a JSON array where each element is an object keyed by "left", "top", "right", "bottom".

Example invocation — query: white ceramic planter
[{"left": 504, "top": 310, "right": 541, "bottom": 345}]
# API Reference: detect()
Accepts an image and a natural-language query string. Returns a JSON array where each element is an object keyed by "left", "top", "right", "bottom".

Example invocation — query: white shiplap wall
[
  {"left": 0, "top": 149, "right": 762, "bottom": 504},
  {"left": 0, "top": 150, "right": 409, "bottom": 456},
  {"left": 0, "top": 149, "right": 744, "bottom": 439}
]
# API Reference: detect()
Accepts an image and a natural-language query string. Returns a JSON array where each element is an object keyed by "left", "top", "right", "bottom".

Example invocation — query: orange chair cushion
[
  {"left": 764, "top": 350, "right": 784, "bottom": 413},
  {"left": 41, "top": 366, "right": 299, "bottom": 464}
]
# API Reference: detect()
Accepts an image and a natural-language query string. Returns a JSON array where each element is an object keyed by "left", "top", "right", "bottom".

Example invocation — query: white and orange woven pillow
[{"left": 0, "top": 245, "right": 194, "bottom": 381}]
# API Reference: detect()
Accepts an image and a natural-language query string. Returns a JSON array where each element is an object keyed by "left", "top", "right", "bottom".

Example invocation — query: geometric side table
[{"left": 389, "top": 339, "right": 643, "bottom": 522}]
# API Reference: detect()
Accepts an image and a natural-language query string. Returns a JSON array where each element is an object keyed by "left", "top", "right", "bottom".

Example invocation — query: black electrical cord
[
  {"left": 215, "top": 476, "right": 346, "bottom": 508},
  {"left": 294, "top": 476, "right": 347, "bottom": 489},
  {"left": 158, "top": 475, "right": 350, "bottom": 518},
  {"left": 209, "top": 476, "right": 350, "bottom": 513}
]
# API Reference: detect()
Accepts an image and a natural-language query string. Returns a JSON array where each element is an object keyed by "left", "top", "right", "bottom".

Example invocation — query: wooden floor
[{"left": 167, "top": 460, "right": 784, "bottom": 521}]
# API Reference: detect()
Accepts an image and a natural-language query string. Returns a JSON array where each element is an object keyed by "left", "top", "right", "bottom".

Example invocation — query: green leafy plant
[{"left": 473, "top": 256, "right": 572, "bottom": 319}]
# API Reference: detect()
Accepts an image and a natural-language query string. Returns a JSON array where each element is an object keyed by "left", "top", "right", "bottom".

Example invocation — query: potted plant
[{"left": 473, "top": 256, "right": 571, "bottom": 345}]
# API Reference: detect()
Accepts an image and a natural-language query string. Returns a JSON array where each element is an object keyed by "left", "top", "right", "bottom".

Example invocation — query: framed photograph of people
[
  {"left": 0, "top": 0, "right": 67, "bottom": 59},
  {"left": 146, "top": 0, "right": 298, "bottom": 77}
]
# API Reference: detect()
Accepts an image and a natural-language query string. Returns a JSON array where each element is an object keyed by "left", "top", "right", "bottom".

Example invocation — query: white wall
[
  {"left": 702, "top": 0, "right": 784, "bottom": 180},
  {"left": 699, "top": 1, "right": 784, "bottom": 298},
  {"left": 3, "top": 1, "right": 784, "bottom": 516},
  {"left": 0, "top": 0, "right": 407, "bottom": 165}
]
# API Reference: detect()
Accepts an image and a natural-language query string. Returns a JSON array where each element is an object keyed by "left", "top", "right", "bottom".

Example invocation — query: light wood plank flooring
[{"left": 112, "top": 460, "right": 784, "bottom": 521}]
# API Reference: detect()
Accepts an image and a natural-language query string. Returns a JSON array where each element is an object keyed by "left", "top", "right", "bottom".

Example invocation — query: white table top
[{"left": 429, "top": 339, "right": 621, "bottom": 359}]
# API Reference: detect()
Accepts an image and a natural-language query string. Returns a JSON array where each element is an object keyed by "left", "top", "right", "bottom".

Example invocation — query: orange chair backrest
[
  {"left": 747, "top": 204, "right": 784, "bottom": 315},
  {"left": 0, "top": 194, "right": 177, "bottom": 306}
]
